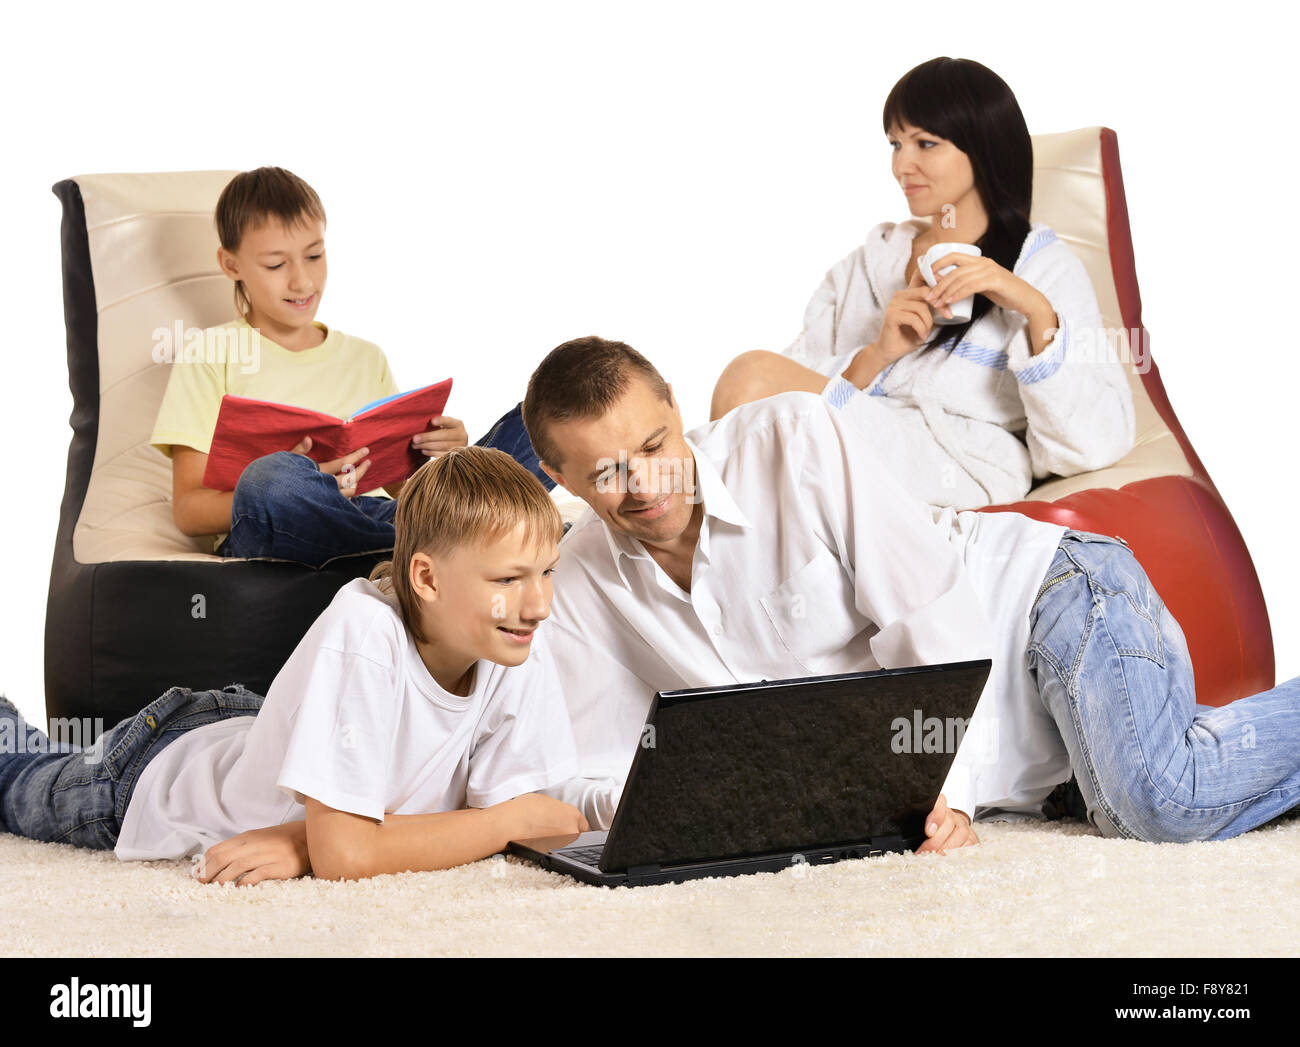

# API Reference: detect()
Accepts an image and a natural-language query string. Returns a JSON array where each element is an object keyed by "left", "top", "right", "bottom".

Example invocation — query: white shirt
[
  {"left": 115, "top": 579, "right": 579, "bottom": 860},
  {"left": 544, "top": 392, "right": 1069, "bottom": 828}
]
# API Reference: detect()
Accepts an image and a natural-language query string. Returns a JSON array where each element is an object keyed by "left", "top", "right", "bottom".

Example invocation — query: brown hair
[
  {"left": 522, "top": 336, "right": 673, "bottom": 472},
  {"left": 214, "top": 167, "right": 327, "bottom": 318},
  {"left": 369, "top": 446, "right": 563, "bottom": 644}
]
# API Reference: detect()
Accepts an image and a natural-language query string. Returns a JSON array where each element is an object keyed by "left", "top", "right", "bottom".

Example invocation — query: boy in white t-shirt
[{"left": 0, "top": 447, "right": 587, "bottom": 883}]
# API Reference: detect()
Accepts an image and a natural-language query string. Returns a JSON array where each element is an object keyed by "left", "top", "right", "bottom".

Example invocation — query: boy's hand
[
  {"left": 289, "top": 435, "right": 371, "bottom": 497},
  {"left": 194, "top": 821, "right": 311, "bottom": 886},
  {"left": 495, "top": 793, "right": 589, "bottom": 841},
  {"left": 411, "top": 415, "right": 469, "bottom": 458},
  {"left": 916, "top": 793, "right": 979, "bottom": 854}
]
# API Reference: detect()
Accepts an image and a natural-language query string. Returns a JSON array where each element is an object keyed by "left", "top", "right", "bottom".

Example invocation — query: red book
[{"left": 201, "top": 379, "right": 453, "bottom": 492}]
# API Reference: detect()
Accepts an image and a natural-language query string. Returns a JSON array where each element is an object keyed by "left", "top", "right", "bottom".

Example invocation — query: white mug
[{"left": 916, "top": 242, "right": 982, "bottom": 325}]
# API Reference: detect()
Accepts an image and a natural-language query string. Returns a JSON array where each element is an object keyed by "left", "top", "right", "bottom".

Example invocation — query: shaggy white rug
[{"left": 3, "top": 816, "right": 1296, "bottom": 957}]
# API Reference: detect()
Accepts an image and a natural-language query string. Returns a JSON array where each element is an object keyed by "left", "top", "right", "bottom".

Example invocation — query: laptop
[{"left": 509, "top": 658, "right": 992, "bottom": 887}]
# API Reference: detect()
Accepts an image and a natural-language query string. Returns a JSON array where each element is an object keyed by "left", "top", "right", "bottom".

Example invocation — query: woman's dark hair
[{"left": 882, "top": 57, "right": 1033, "bottom": 353}]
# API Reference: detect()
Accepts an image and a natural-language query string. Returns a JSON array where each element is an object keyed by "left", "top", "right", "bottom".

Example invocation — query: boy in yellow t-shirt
[{"left": 150, "top": 166, "right": 472, "bottom": 565}]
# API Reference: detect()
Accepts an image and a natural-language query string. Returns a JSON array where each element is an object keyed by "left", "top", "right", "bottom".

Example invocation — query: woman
[{"left": 711, "top": 57, "right": 1135, "bottom": 508}]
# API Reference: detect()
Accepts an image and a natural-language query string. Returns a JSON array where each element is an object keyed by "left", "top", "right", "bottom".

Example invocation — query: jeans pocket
[
  {"left": 1064, "top": 538, "right": 1165, "bottom": 667},
  {"left": 1063, "top": 529, "right": 1130, "bottom": 549},
  {"left": 1096, "top": 587, "right": 1166, "bottom": 666}
]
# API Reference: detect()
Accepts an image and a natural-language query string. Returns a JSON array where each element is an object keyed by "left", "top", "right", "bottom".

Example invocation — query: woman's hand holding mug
[{"left": 841, "top": 267, "right": 938, "bottom": 388}]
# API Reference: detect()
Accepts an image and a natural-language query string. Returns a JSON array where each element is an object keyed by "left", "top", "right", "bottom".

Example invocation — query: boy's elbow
[
  {"left": 171, "top": 500, "right": 207, "bottom": 539},
  {"left": 309, "top": 840, "right": 371, "bottom": 881},
  {"left": 171, "top": 491, "right": 228, "bottom": 538},
  {"left": 311, "top": 856, "right": 364, "bottom": 882},
  {"left": 304, "top": 798, "right": 386, "bottom": 880},
  {"left": 171, "top": 501, "right": 196, "bottom": 536}
]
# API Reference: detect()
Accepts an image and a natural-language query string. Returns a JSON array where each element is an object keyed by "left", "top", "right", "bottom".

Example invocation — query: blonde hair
[
  {"left": 369, "top": 447, "right": 563, "bottom": 643},
  {"left": 214, "top": 167, "right": 327, "bottom": 318}
]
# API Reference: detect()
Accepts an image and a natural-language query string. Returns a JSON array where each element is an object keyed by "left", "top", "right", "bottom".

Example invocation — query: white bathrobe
[{"left": 783, "top": 220, "right": 1135, "bottom": 507}]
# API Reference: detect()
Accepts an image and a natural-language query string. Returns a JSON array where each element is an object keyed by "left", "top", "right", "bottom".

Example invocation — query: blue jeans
[
  {"left": 474, "top": 401, "right": 555, "bottom": 492},
  {"left": 1027, "top": 530, "right": 1300, "bottom": 841},
  {"left": 0, "top": 686, "right": 264, "bottom": 850},
  {"left": 221, "top": 401, "right": 552, "bottom": 565}
]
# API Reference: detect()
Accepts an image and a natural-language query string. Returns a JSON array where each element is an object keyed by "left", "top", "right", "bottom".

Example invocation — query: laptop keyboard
[{"left": 561, "top": 846, "right": 605, "bottom": 867}]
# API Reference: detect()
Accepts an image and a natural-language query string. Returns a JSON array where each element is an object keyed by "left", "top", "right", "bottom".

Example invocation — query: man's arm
[
  {"left": 800, "top": 399, "right": 997, "bottom": 827},
  {"left": 803, "top": 399, "right": 995, "bottom": 670}
]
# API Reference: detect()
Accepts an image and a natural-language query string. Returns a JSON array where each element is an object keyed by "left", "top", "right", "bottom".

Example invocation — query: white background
[{"left": 2, "top": 0, "right": 1295, "bottom": 726}]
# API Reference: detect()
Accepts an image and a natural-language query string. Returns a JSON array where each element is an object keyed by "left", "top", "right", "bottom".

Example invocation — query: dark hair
[
  {"left": 883, "top": 57, "right": 1033, "bottom": 353},
  {"left": 522, "top": 336, "right": 673, "bottom": 472},
  {"left": 215, "top": 167, "right": 327, "bottom": 318}
]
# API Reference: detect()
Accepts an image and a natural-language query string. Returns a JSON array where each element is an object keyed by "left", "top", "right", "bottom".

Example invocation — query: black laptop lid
[{"left": 599, "top": 659, "right": 992, "bottom": 872}]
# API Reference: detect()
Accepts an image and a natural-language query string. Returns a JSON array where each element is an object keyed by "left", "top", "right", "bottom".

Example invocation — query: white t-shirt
[{"left": 115, "top": 579, "right": 579, "bottom": 860}]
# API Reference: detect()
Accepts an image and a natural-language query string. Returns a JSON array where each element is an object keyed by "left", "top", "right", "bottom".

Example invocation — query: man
[{"left": 527, "top": 336, "right": 1300, "bottom": 850}]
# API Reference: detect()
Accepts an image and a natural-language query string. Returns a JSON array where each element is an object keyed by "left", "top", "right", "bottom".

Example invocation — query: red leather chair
[{"left": 979, "top": 128, "right": 1272, "bottom": 706}]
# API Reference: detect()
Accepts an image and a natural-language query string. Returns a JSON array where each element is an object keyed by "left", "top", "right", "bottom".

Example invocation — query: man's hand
[
  {"left": 412, "top": 415, "right": 469, "bottom": 458},
  {"left": 194, "top": 821, "right": 311, "bottom": 886},
  {"left": 916, "top": 793, "right": 979, "bottom": 854}
]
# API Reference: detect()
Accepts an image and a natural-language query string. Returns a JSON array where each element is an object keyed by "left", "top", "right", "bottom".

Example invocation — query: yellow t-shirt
[{"left": 150, "top": 317, "right": 401, "bottom": 541}]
